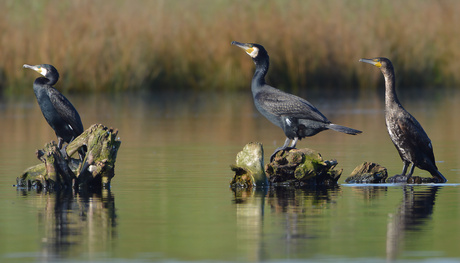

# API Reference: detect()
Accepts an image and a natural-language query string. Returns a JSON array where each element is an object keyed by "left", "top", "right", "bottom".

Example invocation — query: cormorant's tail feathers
[{"left": 328, "top": 124, "right": 362, "bottom": 135}]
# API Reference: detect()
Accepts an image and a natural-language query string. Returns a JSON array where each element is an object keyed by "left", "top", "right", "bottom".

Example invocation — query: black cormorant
[
  {"left": 359, "top": 57, "right": 447, "bottom": 183},
  {"left": 232, "top": 41, "right": 362, "bottom": 160},
  {"left": 23, "top": 64, "right": 84, "bottom": 150}
]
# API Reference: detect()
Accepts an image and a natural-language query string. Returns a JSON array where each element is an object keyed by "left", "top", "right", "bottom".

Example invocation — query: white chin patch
[
  {"left": 39, "top": 68, "right": 48, "bottom": 77},
  {"left": 247, "top": 47, "right": 259, "bottom": 58}
]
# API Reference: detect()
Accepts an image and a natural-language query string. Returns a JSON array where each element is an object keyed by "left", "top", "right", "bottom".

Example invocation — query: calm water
[{"left": 1, "top": 88, "right": 460, "bottom": 262}]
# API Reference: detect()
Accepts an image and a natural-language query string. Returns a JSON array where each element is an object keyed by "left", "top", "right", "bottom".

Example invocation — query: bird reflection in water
[
  {"left": 232, "top": 186, "right": 340, "bottom": 214},
  {"left": 232, "top": 186, "right": 341, "bottom": 261},
  {"left": 386, "top": 186, "right": 440, "bottom": 260},
  {"left": 266, "top": 186, "right": 341, "bottom": 214},
  {"left": 18, "top": 189, "right": 117, "bottom": 260}
]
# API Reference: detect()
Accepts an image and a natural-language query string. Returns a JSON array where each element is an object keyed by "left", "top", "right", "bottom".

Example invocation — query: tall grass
[{"left": 1, "top": 0, "right": 460, "bottom": 93}]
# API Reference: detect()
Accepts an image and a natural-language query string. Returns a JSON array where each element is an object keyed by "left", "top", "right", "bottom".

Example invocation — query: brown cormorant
[
  {"left": 359, "top": 57, "right": 447, "bottom": 183},
  {"left": 232, "top": 41, "right": 362, "bottom": 160},
  {"left": 23, "top": 64, "right": 84, "bottom": 151}
]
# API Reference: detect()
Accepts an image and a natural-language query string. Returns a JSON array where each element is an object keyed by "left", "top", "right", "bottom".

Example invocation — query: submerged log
[{"left": 16, "top": 124, "right": 121, "bottom": 191}]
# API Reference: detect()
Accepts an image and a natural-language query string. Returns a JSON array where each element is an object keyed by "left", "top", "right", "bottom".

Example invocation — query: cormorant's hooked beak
[
  {"left": 23, "top": 64, "right": 46, "bottom": 76},
  {"left": 231, "top": 41, "right": 259, "bottom": 58},
  {"left": 359, "top": 58, "right": 382, "bottom": 68}
]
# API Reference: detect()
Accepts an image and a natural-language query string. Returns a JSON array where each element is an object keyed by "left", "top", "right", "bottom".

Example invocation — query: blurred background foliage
[{"left": 1, "top": 0, "right": 459, "bottom": 93}]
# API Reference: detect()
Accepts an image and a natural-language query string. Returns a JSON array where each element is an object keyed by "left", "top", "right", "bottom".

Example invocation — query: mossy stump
[
  {"left": 345, "top": 162, "right": 388, "bottom": 183},
  {"left": 16, "top": 124, "right": 121, "bottom": 191},
  {"left": 230, "top": 142, "right": 267, "bottom": 188},
  {"left": 265, "top": 148, "right": 342, "bottom": 186},
  {"left": 346, "top": 162, "right": 439, "bottom": 184}
]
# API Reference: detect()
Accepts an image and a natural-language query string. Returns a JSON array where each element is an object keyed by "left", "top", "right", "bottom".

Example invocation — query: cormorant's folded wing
[
  {"left": 48, "top": 87, "right": 84, "bottom": 135},
  {"left": 255, "top": 87, "right": 329, "bottom": 122},
  {"left": 395, "top": 113, "right": 435, "bottom": 160}
]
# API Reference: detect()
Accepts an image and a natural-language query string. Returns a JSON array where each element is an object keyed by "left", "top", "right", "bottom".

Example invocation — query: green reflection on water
[{"left": 1, "top": 89, "right": 460, "bottom": 262}]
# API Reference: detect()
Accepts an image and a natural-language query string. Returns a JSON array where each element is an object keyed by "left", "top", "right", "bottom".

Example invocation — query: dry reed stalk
[{"left": 1, "top": 0, "right": 460, "bottom": 93}]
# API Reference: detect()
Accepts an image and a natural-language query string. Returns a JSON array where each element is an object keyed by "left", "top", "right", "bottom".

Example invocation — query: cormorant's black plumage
[
  {"left": 232, "top": 41, "right": 362, "bottom": 159},
  {"left": 23, "top": 64, "right": 84, "bottom": 149},
  {"left": 359, "top": 57, "right": 447, "bottom": 183}
]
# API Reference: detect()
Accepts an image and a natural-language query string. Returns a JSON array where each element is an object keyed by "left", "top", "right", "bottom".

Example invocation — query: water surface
[{"left": 1, "top": 88, "right": 460, "bottom": 262}]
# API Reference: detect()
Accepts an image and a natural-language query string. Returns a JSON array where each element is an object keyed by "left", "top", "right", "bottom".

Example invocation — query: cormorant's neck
[
  {"left": 383, "top": 69, "right": 401, "bottom": 109},
  {"left": 33, "top": 77, "right": 56, "bottom": 96},
  {"left": 35, "top": 75, "right": 58, "bottom": 86},
  {"left": 251, "top": 55, "right": 269, "bottom": 92}
]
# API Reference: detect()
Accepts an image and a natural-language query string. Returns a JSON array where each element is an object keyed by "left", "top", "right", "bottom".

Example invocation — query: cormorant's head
[
  {"left": 231, "top": 41, "right": 268, "bottom": 59},
  {"left": 23, "top": 64, "right": 59, "bottom": 80},
  {"left": 359, "top": 57, "right": 394, "bottom": 74}
]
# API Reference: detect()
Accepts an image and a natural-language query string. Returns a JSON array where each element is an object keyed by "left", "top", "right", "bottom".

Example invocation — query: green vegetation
[{"left": 1, "top": 0, "right": 460, "bottom": 93}]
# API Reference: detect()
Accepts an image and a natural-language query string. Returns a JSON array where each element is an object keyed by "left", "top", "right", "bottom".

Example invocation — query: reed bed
[{"left": 1, "top": 0, "right": 460, "bottom": 93}]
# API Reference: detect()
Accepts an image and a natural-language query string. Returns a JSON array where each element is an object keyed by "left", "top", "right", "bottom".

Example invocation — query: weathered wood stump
[
  {"left": 16, "top": 124, "right": 121, "bottom": 191},
  {"left": 230, "top": 142, "right": 267, "bottom": 188},
  {"left": 230, "top": 143, "right": 342, "bottom": 187},
  {"left": 345, "top": 162, "right": 388, "bottom": 183},
  {"left": 231, "top": 144, "right": 440, "bottom": 186},
  {"left": 346, "top": 162, "right": 439, "bottom": 184},
  {"left": 388, "top": 175, "right": 438, "bottom": 184},
  {"left": 266, "top": 148, "right": 342, "bottom": 186}
]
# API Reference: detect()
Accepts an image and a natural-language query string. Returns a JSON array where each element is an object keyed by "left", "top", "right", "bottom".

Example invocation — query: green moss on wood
[
  {"left": 266, "top": 148, "right": 342, "bottom": 186},
  {"left": 231, "top": 145, "right": 342, "bottom": 188},
  {"left": 16, "top": 124, "right": 121, "bottom": 191},
  {"left": 230, "top": 142, "right": 267, "bottom": 188},
  {"left": 345, "top": 162, "right": 388, "bottom": 184}
]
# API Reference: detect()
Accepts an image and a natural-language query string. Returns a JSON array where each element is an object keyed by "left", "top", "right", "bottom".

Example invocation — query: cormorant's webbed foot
[
  {"left": 269, "top": 137, "right": 298, "bottom": 162},
  {"left": 269, "top": 146, "right": 295, "bottom": 162},
  {"left": 57, "top": 137, "right": 64, "bottom": 150},
  {"left": 387, "top": 162, "right": 412, "bottom": 183},
  {"left": 60, "top": 144, "right": 69, "bottom": 160},
  {"left": 78, "top": 151, "right": 85, "bottom": 162},
  {"left": 387, "top": 174, "right": 410, "bottom": 183}
]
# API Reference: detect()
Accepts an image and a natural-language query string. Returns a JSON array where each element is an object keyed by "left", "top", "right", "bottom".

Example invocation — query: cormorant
[
  {"left": 23, "top": 64, "right": 84, "bottom": 151},
  {"left": 232, "top": 41, "right": 362, "bottom": 160},
  {"left": 359, "top": 57, "right": 447, "bottom": 183}
]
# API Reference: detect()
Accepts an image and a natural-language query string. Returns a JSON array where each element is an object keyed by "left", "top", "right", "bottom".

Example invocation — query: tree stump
[
  {"left": 345, "top": 162, "right": 388, "bottom": 183},
  {"left": 230, "top": 142, "right": 267, "bottom": 188},
  {"left": 230, "top": 144, "right": 342, "bottom": 188},
  {"left": 16, "top": 124, "right": 121, "bottom": 191},
  {"left": 346, "top": 162, "right": 439, "bottom": 184},
  {"left": 266, "top": 148, "right": 342, "bottom": 186}
]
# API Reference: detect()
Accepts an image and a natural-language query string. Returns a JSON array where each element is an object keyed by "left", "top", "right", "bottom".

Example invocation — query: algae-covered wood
[
  {"left": 345, "top": 162, "right": 440, "bottom": 184},
  {"left": 230, "top": 143, "right": 342, "bottom": 187},
  {"left": 266, "top": 148, "right": 342, "bottom": 186},
  {"left": 345, "top": 162, "right": 388, "bottom": 184},
  {"left": 17, "top": 124, "right": 121, "bottom": 190},
  {"left": 230, "top": 142, "right": 267, "bottom": 188}
]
